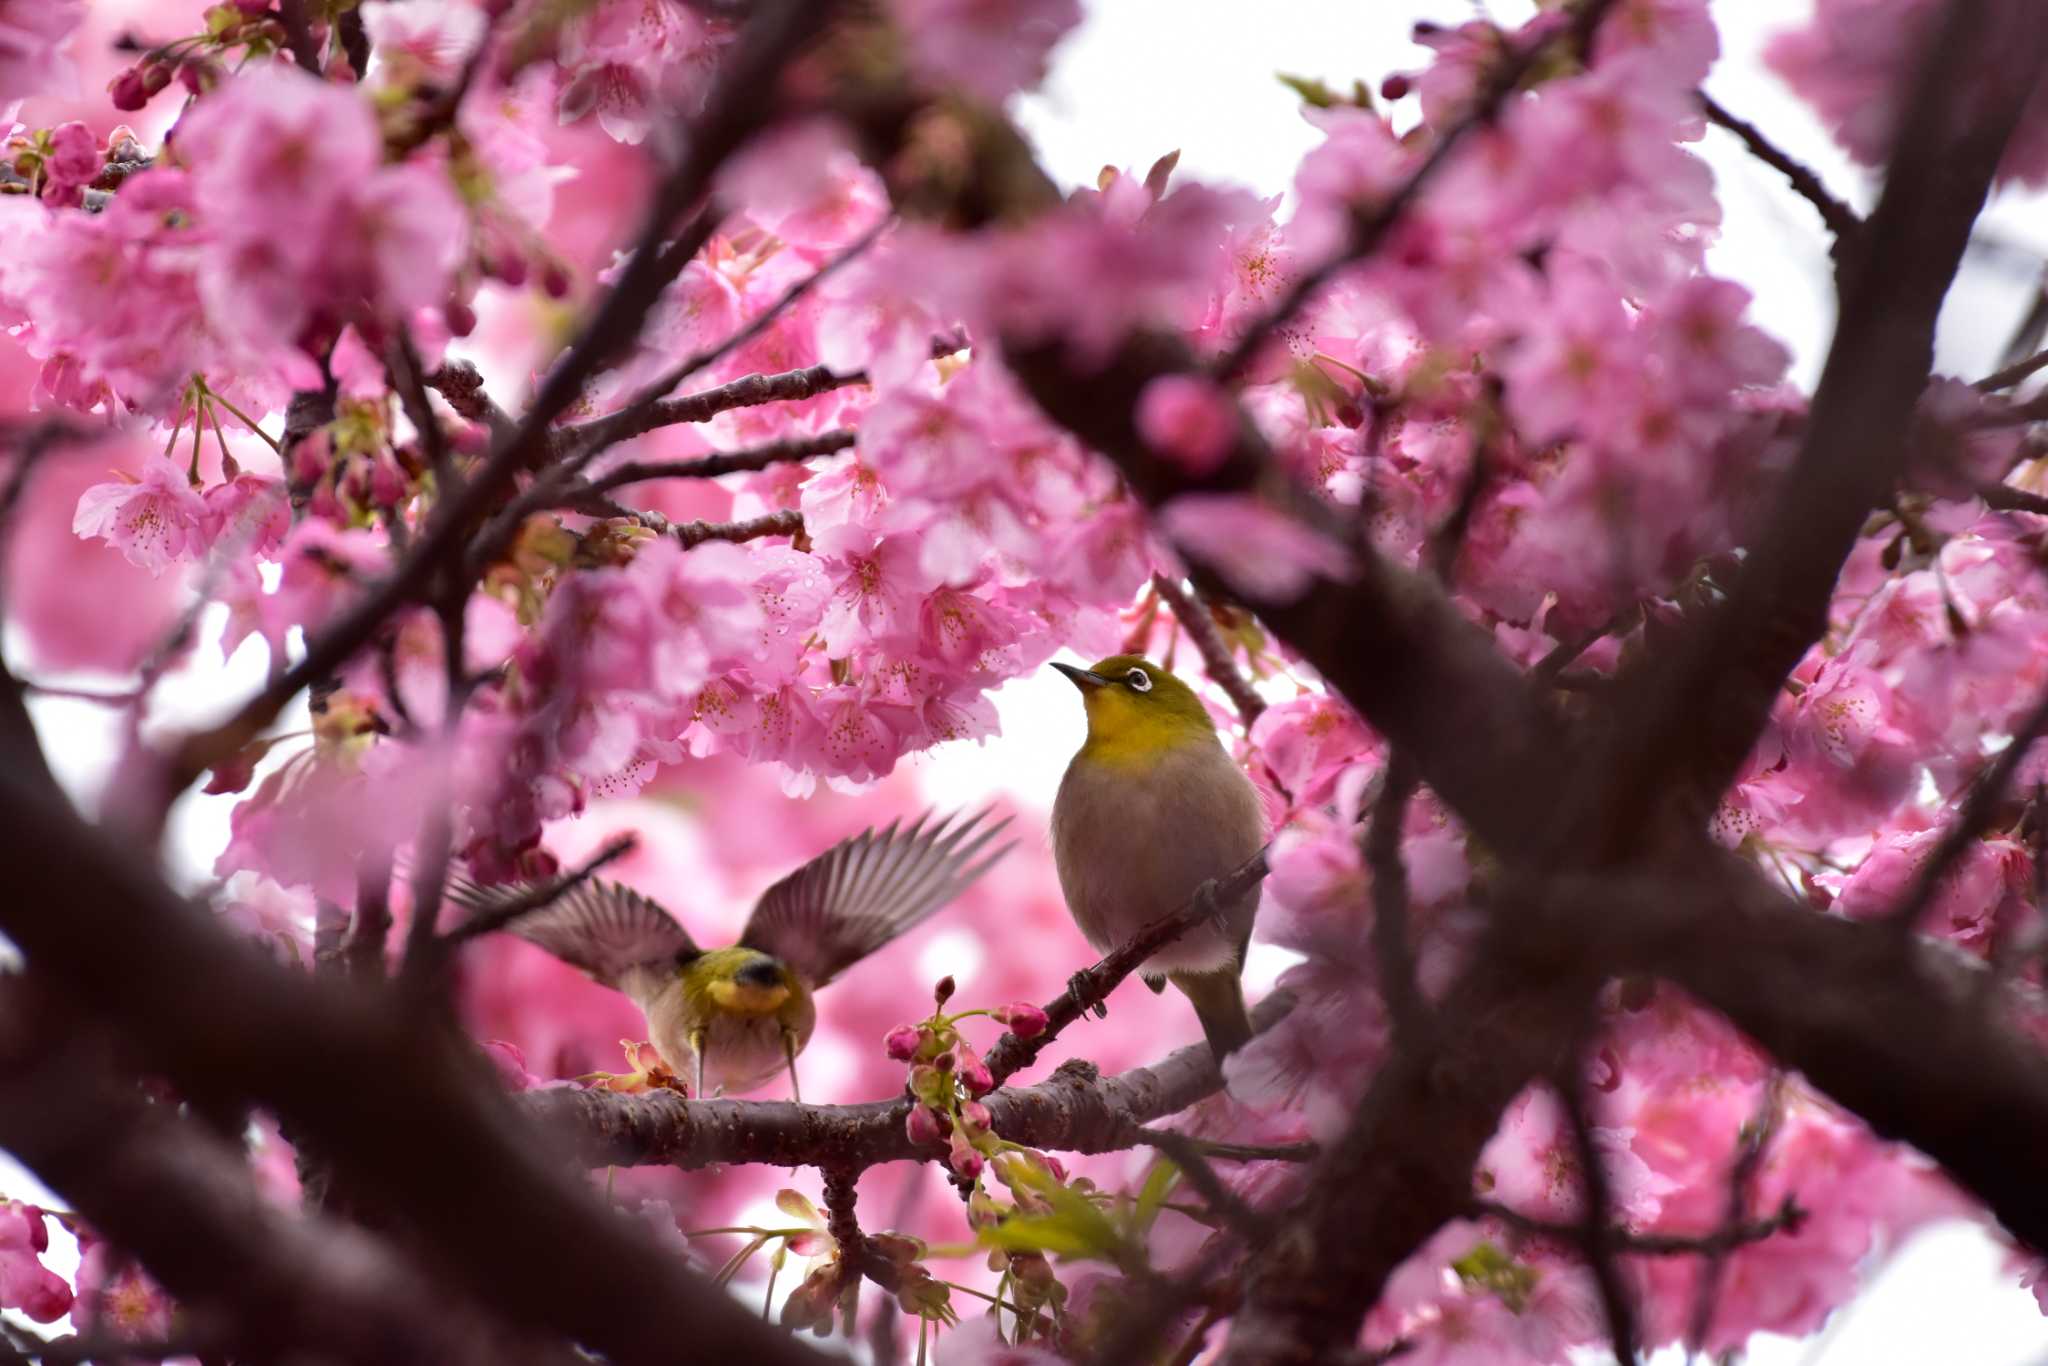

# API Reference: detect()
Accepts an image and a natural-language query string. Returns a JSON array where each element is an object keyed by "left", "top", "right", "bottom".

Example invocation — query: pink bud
[
  {"left": 443, "top": 300, "right": 477, "bottom": 338},
  {"left": 141, "top": 62, "right": 174, "bottom": 97},
  {"left": 108, "top": 68, "right": 149, "bottom": 112},
  {"left": 956, "top": 1042, "right": 993, "bottom": 1096},
  {"left": 959, "top": 1100, "right": 991, "bottom": 1134},
  {"left": 949, "top": 1129, "right": 985, "bottom": 1179},
  {"left": 884, "top": 1025, "right": 922, "bottom": 1062},
  {"left": 933, "top": 975, "right": 956, "bottom": 1007},
  {"left": 998, "top": 1002, "right": 1049, "bottom": 1039},
  {"left": 906, "top": 1103, "right": 946, "bottom": 1147},
  {"left": 541, "top": 264, "right": 572, "bottom": 299},
  {"left": 1136, "top": 373, "right": 1237, "bottom": 476}
]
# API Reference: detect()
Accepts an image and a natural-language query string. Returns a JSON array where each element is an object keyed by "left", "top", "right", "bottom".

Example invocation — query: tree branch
[
  {"left": 1150, "top": 574, "right": 1266, "bottom": 728},
  {"left": 1699, "top": 91, "right": 1862, "bottom": 242},
  {"left": 586, "top": 430, "right": 857, "bottom": 496},
  {"left": 522, "top": 993, "right": 1296, "bottom": 1170}
]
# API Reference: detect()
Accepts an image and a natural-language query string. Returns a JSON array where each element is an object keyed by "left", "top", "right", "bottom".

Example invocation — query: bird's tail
[{"left": 1169, "top": 970, "right": 1253, "bottom": 1061}]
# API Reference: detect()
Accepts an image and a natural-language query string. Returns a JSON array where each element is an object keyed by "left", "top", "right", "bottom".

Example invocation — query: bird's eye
[{"left": 1126, "top": 668, "right": 1153, "bottom": 692}]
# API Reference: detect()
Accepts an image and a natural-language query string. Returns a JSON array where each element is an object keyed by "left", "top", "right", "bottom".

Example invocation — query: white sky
[{"left": 9, "top": 1, "right": 2048, "bottom": 1361}]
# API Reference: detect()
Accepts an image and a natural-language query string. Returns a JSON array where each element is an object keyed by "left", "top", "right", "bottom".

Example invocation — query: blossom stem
[{"left": 203, "top": 387, "right": 284, "bottom": 455}]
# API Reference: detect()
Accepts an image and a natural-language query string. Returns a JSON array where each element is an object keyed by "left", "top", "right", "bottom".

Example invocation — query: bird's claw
[
  {"left": 1190, "top": 877, "right": 1227, "bottom": 928},
  {"left": 1068, "top": 968, "right": 1108, "bottom": 1019}
]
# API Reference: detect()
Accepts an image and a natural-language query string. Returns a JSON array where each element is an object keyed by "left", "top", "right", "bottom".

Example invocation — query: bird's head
[
  {"left": 695, "top": 948, "right": 796, "bottom": 1015},
  {"left": 1053, "top": 655, "right": 1216, "bottom": 764}
]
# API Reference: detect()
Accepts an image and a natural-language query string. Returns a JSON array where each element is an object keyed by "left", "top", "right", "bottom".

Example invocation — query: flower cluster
[{"left": 887, "top": 976, "right": 1047, "bottom": 1179}]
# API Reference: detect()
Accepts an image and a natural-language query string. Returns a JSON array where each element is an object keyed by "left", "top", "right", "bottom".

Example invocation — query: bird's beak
[{"left": 1051, "top": 661, "right": 1110, "bottom": 690}]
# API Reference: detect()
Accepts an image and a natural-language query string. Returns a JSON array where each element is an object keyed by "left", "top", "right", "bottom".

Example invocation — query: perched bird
[
  {"left": 1050, "top": 655, "right": 1266, "bottom": 1059},
  {"left": 449, "top": 809, "right": 1011, "bottom": 1100}
]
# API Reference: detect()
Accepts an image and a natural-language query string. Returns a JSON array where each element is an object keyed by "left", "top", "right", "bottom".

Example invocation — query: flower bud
[
  {"left": 884, "top": 1024, "right": 922, "bottom": 1062},
  {"left": 905, "top": 1103, "right": 946, "bottom": 1147},
  {"left": 997, "top": 1002, "right": 1049, "bottom": 1038},
  {"left": 443, "top": 300, "right": 477, "bottom": 338},
  {"left": 933, "top": 975, "right": 956, "bottom": 1008},
  {"left": 541, "top": 263, "right": 572, "bottom": 299},
  {"left": 959, "top": 1100, "right": 991, "bottom": 1134},
  {"left": 108, "top": 68, "right": 149, "bottom": 112},
  {"left": 956, "top": 1042, "right": 993, "bottom": 1096},
  {"left": 141, "top": 62, "right": 174, "bottom": 97},
  {"left": 947, "top": 1128, "right": 985, "bottom": 1180}
]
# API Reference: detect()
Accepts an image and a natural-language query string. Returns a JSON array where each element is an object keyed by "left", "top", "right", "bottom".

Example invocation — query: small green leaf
[{"left": 1132, "top": 1159, "right": 1180, "bottom": 1237}]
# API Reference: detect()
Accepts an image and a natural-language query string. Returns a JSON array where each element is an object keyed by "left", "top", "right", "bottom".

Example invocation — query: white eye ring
[{"left": 1126, "top": 668, "right": 1152, "bottom": 692}]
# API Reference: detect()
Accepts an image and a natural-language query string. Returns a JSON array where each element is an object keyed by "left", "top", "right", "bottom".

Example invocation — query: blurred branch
[
  {"left": 1557, "top": 1070, "right": 1640, "bottom": 1366},
  {"left": 1472, "top": 1195, "right": 1803, "bottom": 1257},
  {"left": 1688, "top": 1074, "right": 1784, "bottom": 1352},
  {"left": 1699, "top": 91, "right": 1862, "bottom": 242},
  {"left": 1150, "top": 574, "right": 1266, "bottom": 728},
  {"left": 440, "top": 836, "right": 640, "bottom": 948},
  {"left": 1976, "top": 346, "right": 2048, "bottom": 393}
]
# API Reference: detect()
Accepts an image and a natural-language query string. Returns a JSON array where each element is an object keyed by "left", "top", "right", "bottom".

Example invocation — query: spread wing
[
  {"left": 445, "top": 874, "right": 698, "bottom": 988},
  {"left": 739, "top": 807, "right": 1013, "bottom": 988}
]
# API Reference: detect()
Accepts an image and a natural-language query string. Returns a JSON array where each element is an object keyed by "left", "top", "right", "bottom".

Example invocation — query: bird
[
  {"left": 1049, "top": 654, "right": 1266, "bottom": 1060},
  {"left": 447, "top": 808, "right": 1012, "bottom": 1100}
]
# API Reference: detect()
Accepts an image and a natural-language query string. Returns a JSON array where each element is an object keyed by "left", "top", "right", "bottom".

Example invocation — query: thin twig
[
  {"left": 982, "top": 846, "right": 1272, "bottom": 1086},
  {"left": 1128, "top": 1129, "right": 1270, "bottom": 1239},
  {"left": 1474, "top": 1196, "right": 1803, "bottom": 1257},
  {"left": 1557, "top": 1071, "right": 1640, "bottom": 1366},
  {"left": 1699, "top": 92, "right": 1862, "bottom": 242},
  {"left": 586, "top": 430, "right": 857, "bottom": 496},
  {"left": 440, "top": 837, "right": 640, "bottom": 947},
  {"left": 1150, "top": 575, "right": 1265, "bottom": 728},
  {"left": 1976, "top": 347, "right": 2048, "bottom": 394},
  {"left": 1980, "top": 482, "right": 2048, "bottom": 515},
  {"left": 1687, "top": 1074, "right": 1785, "bottom": 1353}
]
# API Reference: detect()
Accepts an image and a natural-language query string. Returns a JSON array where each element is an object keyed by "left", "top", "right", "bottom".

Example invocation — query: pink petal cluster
[{"left": 0, "top": 1201, "right": 71, "bottom": 1323}]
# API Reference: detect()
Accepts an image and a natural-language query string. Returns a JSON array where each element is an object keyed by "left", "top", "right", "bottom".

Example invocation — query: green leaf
[{"left": 1132, "top": 1158, "right": 1180, "bottom": 1238}]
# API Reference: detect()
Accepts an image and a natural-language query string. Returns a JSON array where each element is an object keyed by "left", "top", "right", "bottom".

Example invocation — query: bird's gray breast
[{"left": 1051, "top": 740, "right": 1265, "bottom": 977}]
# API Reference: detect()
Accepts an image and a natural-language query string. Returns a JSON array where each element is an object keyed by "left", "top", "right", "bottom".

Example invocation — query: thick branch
[
  {"left": 0, "top": 766, "right": 833, "bottom": 1366},
  {"left": 523, "top": 993, "right": 1296, "bottom": 1170},
  {"left": 1599, "top": 0, "right": 2048, "bottom": 844}
]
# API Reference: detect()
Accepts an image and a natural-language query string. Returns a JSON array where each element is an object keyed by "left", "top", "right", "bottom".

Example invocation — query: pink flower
[
  {"left": 73, "top": 455, "right": 209, "bottom": 575},
  {"left": 624, "top": 539, "right": 766, "bottom": 697},
  {"left": 994, "top": 1002, "right": 1048, "bottom": 1038},
  {"left": 74, "top": 1240, "right": 173, "bottom": 1341},
  {"left": 204, "top": 473, "right": 290, "bottom": 556},
  {"left": 360, "top": 0, "right": 487, "bottom": 89},
  {"left": 39, "top": 121, "right": 98, "bottom": 209},
  {"left": 816, "top": 532, "right": 936, "bottom": 654},
  {"left": 1158, "top": 493, "right": 1353, "bottom": 603},
  {"left": 885, "top": 1024, "right": 923, "bottom": 1061},
  {"left": 888, "top": 0, "right": 1081, "bottom": 105},
  {"left": 1136, "top": 373, "right": 1238, "bottom": 475},
  {"left": 481, "top": 1039, "right": 543, "bottom": 1091},
  {"left": 0, "top": 1201, "right": 71, "bottom": 1324},
  {"left": 0, "top": 0, "right": 83, "bottom": 104}
]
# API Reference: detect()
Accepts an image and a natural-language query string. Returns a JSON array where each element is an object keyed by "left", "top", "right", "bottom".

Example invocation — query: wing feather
[
  {"left": 739, "top": 807, "right": 1013, "bottom": 987},
  {"left": 445, "top": 874, "right": 697, "bottom": 987}
]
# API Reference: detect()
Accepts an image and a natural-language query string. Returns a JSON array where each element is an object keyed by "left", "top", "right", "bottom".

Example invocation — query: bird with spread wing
[{"left": 449, "top": 808, "right": 1012, "bottom": 1100}]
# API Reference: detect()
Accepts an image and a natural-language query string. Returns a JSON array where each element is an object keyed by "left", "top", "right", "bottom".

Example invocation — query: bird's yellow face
[
  {"left": 1053, "top": 654, "right": 1216, "bottom": 768},
  {"left": 687, "top": 947, "right": 799, "bottom": 1017}
]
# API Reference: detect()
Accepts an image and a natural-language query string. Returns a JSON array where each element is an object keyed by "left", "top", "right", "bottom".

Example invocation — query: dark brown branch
[
  {"left": 561, "top": 361, "right": 876, "bottom": 455},
  {"left": 674, "top": 508, "right": 804, "bottom": 548},
  {"left": 440, "top": 837, "right": 639, "bottom": 948},
  {"left": 983, "top": 847, "right": 1272, "bottom": 1086},
  {"left": 0, "top": 777, "right": 834, "bottom": 1365},
  {"left": 345, "top": 854, "right": 394, "bottom": 981},
  {"left": 587, "top": 430, "right": 857, "bottom": 495},
  {"left": 1699, "top": 91, "right": 1862, "bottom": 241},
  {"left": 1213, "top": 0, "right": 1624, "bottom": 382},
  {"left": 1472, "top": 1195, "right": 1803, "bottom": 1258},
  {"left": 276, "top": 0, "right": 322, "bottom": 73},
  {"left": 1128, "top": 1129, "right": 1272, "bottom": 1238},
  {"left": 1597, "top": 0, "right": 2048, "bottom": 845},
  {"left": 1557, "top": 1070, "right": 1639, "bottom": 1366},
  {"left": 0, "top": 988, "right": 487, "bottom": 1365},
  {"left": 1980, "top": 482, "right": 2048, "bottom": 515},
  {"left": 1150, "top": 574, "right": 1265, "bottom": 728},
  {"left": 425, "top": 361, "right": 516, "bottom": 442},
  {"left": 1976, "top": 347, "right": 2048, "bottom": 393},
  {"left": 523, "top": 992, "right": 1296, "bottom": 1170},
  {"left": 1688, "top": 1074, "right": 1784, "bottom": 1351}
]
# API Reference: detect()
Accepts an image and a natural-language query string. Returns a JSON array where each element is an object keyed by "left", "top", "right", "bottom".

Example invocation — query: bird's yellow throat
[{"left": 1078, "top": 685, "right": 1217, "bottom": 769}]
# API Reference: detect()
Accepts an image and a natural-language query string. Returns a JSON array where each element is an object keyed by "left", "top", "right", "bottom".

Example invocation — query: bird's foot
[
  {"left": 1189, "top": 877, "right": 1227, "bottom": 928},
  {"left": 1068, "top": 966, "right": 1108, "bottom": 1019}
]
